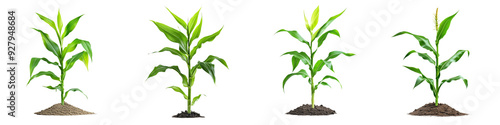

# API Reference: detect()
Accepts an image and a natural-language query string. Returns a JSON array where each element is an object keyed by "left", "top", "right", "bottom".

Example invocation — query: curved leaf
[
  {"left": 63, "top": 38, "right": 92, "bottom": 60},
  {"left": 324, "top": 60, "right": 334, "bottom": 73},
  {"left": 393, "top": 31, "right": 436, "bottom": 53},
  {"left": 168, "top": 86, "right": 188, "bottom": 100},
  {"left": 203, "top": 55, "right": 228, "bottom": 68},
  {"left": 30, "top": 57, "right": 59, "bottom": 76},
  {"left": 64, "top": 51, "right": 85, "bottom": 71},
  {"left": 436, "top": 11, "right": 458, "bottom": 43},
  {"left": 440, "top": 75, "right": 468, "bottom": 88},
  {"left": 36, "top": 13, "right": 57, "bottom": 32},
  {"left": 33, "top": 28, "right": 61, "bottom": 58},
  {"left": 198, "top": 61, "right": 216, "bottom": 83},
  {"left": 291, "top": 56, "right": 300, "bottom": 71},
  {"left": 151, "top": 20, "right": 188, "bottom": 44},
  {"left": 304, "top": 12, "right": 311, "bottom": 31},
  {"left": 324, "top": 51, "right": 355, "bottom": 61},
  {"left": 282, "top": 51, "right": 311, "bottom": 65},
  {"left": 439, "top": 50, "right": 469, "bottom": 71},
  {"left": 191, "top": 94, "right": 202, "bottom": 106},
  {"left": 403, "top": 66, "right": 424, "bottom": 75},
  {"left": 282, "top": 69, "right": 309, "bottom": 92},
  {"left": 45, "top": 83, "right": 63, "bottom": 92},
  {"left": 275, "top": 29, "right": 309, "bottom": 45},
  {"left": 318, "top": 29, "right": 340, "bottom": 48},
  {"left": 166, "top": 8, "right": 187, "bottom": 29},
  {"left": 79, "top": 51, "right": 90, "bottom": 70},
  {"left": 321, "top": 75, "right": 341, "bottom": 88},
  {"left": 413, "top": 76, "right": 425, "bottom": 89},
  {"left": 188, "top": 8, "right": 201, "bottom": 34},
  {"left": 190, "top": 17, "right": 203, "bottom": 42},
  {"left": 27, "top": 71, "right": 60, "bottom": 85},
  {"left": 313, "top": 59, "right": 325, "bottom": 73},
  {"left": 191, "top": 27, "right": 223, "bottom": 57},
  {"left": 310, "top": 6, "right": 320, "bottom": 30},
  {"left": 63, "top": 88, "right": 88, "bottom": 100},
  {"left": 152, "top": 47, "right": 187, "bottom": 62},
  {"left": 312, "top": 9, "right": 345, "bottom": 41},
  {"left": 403, "top": 50, "right": 435, "bottom": 64},
  {"left": 57, "top": 10, "right": 63, "bottom": 32},
  {"left": 147, "top": 65, "right": 188, "bottom": 87},
  {"left": 62, "top": 15, "right": 83, "bottom": 38}
]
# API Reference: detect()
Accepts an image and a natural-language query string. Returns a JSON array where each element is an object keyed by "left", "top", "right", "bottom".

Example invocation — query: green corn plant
[
  {"left": 277, "top": 6, "right": 354, "bottom": 109},
  {"left": 28, "top": 10, "right": 92, "bottom": 105},
  {"left": 147, "top": 8, "right": 227, "bottom": 114},
  {"left": 393, "top": 8, "right": 468, "bottom": 106}
]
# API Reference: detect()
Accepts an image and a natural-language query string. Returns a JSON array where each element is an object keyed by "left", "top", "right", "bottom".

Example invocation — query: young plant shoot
[
  {"left": 393, "top": 9, "right": 468, "bottom": 106},
  {"left": 28, "top": 10, "right": 92, "bottom": 105},
  {"left": 147, "top": 8, "right": 227, "bottom": 114},
  {"left": 277, "top": 6, "right": 354, "bottom": 109}
]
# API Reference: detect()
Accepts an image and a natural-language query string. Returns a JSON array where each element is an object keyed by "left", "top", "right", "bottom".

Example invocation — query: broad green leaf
[
  {"left": 393, "top": 31, "right": 436, "bottom": 53},
  {"left": 324, "top": 60, "right": 334, "bottom": 73},
  {"left": 282, "top": 69, "right": 309, "bottom": 92},
  {"left": 63, "top": 38, "right": 92, "bottom": 60},
  {"left": 45, "top": 84, "right": 63, "bottom": 92},
  {"left": 403, "top": 50, "right": 417, "bottom": 59},
  {"left": 57, "top": 10, "right": 63, "bottom": 33},
  {"left": 413, "top": 76, "right": 425, "bottom": 89},
  {"left": 276, "top": 29, "right": 309, "bottom": 45},
  {"left": 147, "top": 65, "right": 188, "bottom": 87},
  {"left": 324, "top": 51, "right": 355, "bottom": 61},
  {"left": 190, "top": 17, "right": 203, "bottom": 42},
  {"left": 65, "top": 51, "right": 85, "bottom": 71},
  {"left": 440, "top": 75, "right": 468, "bottom": 88},
  {"left": 191, "top": 27, "right": 223, "bottom": 57},
  {"left": 282, "top": 51, "right": 311, "bottom": 65},
  {"left": 188, "top": 8, "right": 201, "bottom": 34},
  {"left": 36, "top": 13, "right": 57, "bottom": 32},
  {"left": 191, "top": 94, "right": 202, "bottom": 106},
  {"left": 313, "top": 59, "right": 325, "bottom": 73},
  {"left": 33, "top": 28, "right": 61, "bottom": 58},
  {"left": 291, "top": 56, "right": 300, "bottom": 71},
  {"left": 440, "top": 50, "right": 469, "bottom": 71},
  {"left": 168, "top": 86, "right": 188, "bottom": 100},
  {"left": 436, "top": 11, "right": 458, "bottom": 43},
  {"left": 198, "top": 61, "right": 216, "bottom": 83},
  {"left": 403, "top": 66, "right": 424, "bottom": 75},
  {"left": 310, "top": 6, "right": 320, "bottom": 30},
  {"left": 321, "top": 75, "right": 341, "bottom": 88},
  {"left": 314, "top": 81, "right": 331, "bottom": 91},
  {"left": 151, "top": 20, "right": 188, "bottom": 44},
  {"left": 312, "top": 9, "right": 345, "bottom": 41},
  {"left": 203, "top": 55, "right": 228, "bottom": 68},
  {"left": 27, "top": 71, "right": 60, "bottom": 85},
  {"left": 79, "top": 51, "right": 90, "bottom": 70},
  {"left": 317, "top": 29, "right": 340, "bottom": 48},
  {"left": 62, "top": 15, "right": 83, "bottom": 38},
  {"left": 30, "top": 57, "right": 59, "bottom": 76},
  {"left": 403, "top": 50, "right": 435, "bottom": 64},
  {"left": 425, "top": 77, "right": 436, "bottom": 92},
  {"left": 63, "top": 88, "right": 88, "bottom": 100},
  {"left": 304, "top": 12, "right": 311, "bottom": 31},
  {"left": 166, "top": 8, "right": 187, "bottom": 29},
  {"left": 152, "top": 47, "right": 188, "bottom": 62}
]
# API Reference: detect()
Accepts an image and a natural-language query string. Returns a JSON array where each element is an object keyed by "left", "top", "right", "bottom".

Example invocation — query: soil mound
[
  {"left": 286, "top": 104, "right": 336, "bottom": 115},
  {"left": 172, "top": 110, "right": 204, "bottom": 118},
  {"left": 35, "top": 102, "right": 94, "bottom": 115},
  {"left": 409, "top": 103, "right": 467, "bottom": 116}
]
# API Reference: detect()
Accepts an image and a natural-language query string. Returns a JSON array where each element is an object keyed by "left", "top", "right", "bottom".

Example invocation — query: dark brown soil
[
  {"left": 172, "top": 110, "right": 204, "bottom": 118},
  {"left": 409, "top": 103, "right": 467, "bottom": 116},
  {"left": 286, "top": 104, "right": 336, "bottom": 115},
  {"left": 35, "top": 102, "right": 94, "bottom": 115}
]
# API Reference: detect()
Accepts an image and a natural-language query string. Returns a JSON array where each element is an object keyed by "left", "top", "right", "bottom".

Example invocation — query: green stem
[
  {"left": 434, "top": 42, "right": 440, "bottom": 106},
  {"left": 186, "top": 30, "right": 192, "bottom": 114},
  {"left": 57, "top": 30, "right": 66, "bottom": 105},
  {"left": 309, "top": 37, "right": 316, "bottom": 109}
]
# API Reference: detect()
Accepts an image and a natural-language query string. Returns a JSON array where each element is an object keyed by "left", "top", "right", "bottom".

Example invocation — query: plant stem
[
  {"left": 434, "top": 42, "right": 440, "bottom": 106},
  {"left": 309, "top": 38, "right": 315, "bottom": 109},
  {"left": 58, "top": 31, "right": 66, "bottom": 105},
  {"left": 186, "top": 30, "right": 192, "bottom": 114}
]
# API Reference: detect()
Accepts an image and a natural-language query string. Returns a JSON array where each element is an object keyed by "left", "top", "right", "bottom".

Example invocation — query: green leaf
[
  {"left": 64, "top": 51, "right": 85, "bottom": 71},
  {"left": 57, "top": 10, "right": 63, "bottom": 33},
  {"left": 282, "top": 51, "right": 311, "bottom": 65},
  {"left": 313, "top": 59, "right": 325, "bottom": 73},
  {"left": 276, "top": 29, "right": 309, "bottom": 45},
  {"left": 147, "top": 65, "right": 188, "bottom": 87},
  {"left": 310, "top": 6, "right": 320, "bottom": 30},
  {"left": 440, "top": 75, "right": 468, "bottom": 88},
  {"left": 152, "top": 47, "right": 188, "bottom": 62},
  {"left": 79, "top": 51, "right": 90, "bottom": 70},
  {"left": 188, "top": 8, "right": 201, "bottom": 34},
  {"left": 36, "top": 13, "right": 57, "bottom": 32},
  {"left": 317, "top": 29, "right": 340, "bottom": 48},
  {"left": 190, "top": 17, "right": 203, "bottom": 42},
  {"left": 321, "top": 75, "right": 341, "bottom": 88},
  {"left": 168, "top": 86, "right": 188, "bottom": 100},
  {"left": 63, "top": 38, "right": 92, "bottom": 60},
  {"left": 203, "top": 55, "right": 229, "bottom": 68},
  {"left": 191, "top": 94, "right": 202, "bottom": 106},
  {"left": 440, "top": 50, "right": 469, "bottom": 71},
  {"left": 282, "top": 69, "right": 309, "bottom": 92},
  {"left": 45, "top": 84, "right": 63, "bottom": 92},
  {"left": 312, "top": 9, "right": 345, "bottom": 41},
  {"left": 166, "top": 8, "right": 187, "bottom": 29},
  {"left": 198, "top": 61, "right": 216, "bottom": 83},
  {"left": 324, "top": 60, "right": 334, "bottom": 73},
  {"left": 291, "top": 56, "right": 300, "bottom": 71},
  {"left": 413, "top": 76, "right": 425, "bottom": 89},
  {"left": 436, "top": 11, "right": 458, "bottom": 43},
  {"left": 151, "top": 20, "right": 188, "bottom": 44},
  {"left": 403, "top": 50, "right": 435, "bottom": 64},
  {"left": 62, "top": 15, "right": 83, "bottom": 38},
  {"left": 33, "top": 28, "right": 61, "bottom": 58},
  {"left": 27, "top": 71, "right": 60, "bottom": 85},
  {"left": 393, "top": 31, "right": 436, "bottom": 53},
  {"left": 403, "top": 66, "right": 424, "bottom": 75},
  {"left": 191, "top": 27, "right": 223, "bottom": 57},
  {"left": 29, "top": 57, "right": 59, "bottom": 76},
  {"left": 304, "top": 12, "right": 311, "bottom": 31},
  {"left": 324, "top": 51, "right": 355, "bottom": 61},
  {"left": 64, "top": 88, "right": 88, "bottom": 100}
]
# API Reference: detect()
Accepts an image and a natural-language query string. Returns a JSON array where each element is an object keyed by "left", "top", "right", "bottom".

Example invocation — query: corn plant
[
  {"left": 393, "top": 9, "right": 468, "bottom": 106},
  {"left": 147, "top": 8, "right": 227, "bottom": 114},
  {"left": 27, "top": 10, "right": 92, "bottom": 105},
  {"left": 277, "top": 6, "right": 354, "bottom": 109}
]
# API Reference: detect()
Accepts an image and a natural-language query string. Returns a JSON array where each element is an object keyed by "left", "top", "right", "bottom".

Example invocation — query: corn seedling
[
  {"left": 277, "top": 6, "right": 354, "bottom": 109},
  {"left": 147, "top": 8, "right": 227, "bottom": 114},
  {"left": 393, "top": 9, "right": 468, "bottom": 106},
  {"left": 28, "top": 10, "right": 92, "bottom": 105}
]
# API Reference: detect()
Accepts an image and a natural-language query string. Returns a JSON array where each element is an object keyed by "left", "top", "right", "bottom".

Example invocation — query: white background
[{"left": 2, "top": 0, "right": 500, "bottom": 125}]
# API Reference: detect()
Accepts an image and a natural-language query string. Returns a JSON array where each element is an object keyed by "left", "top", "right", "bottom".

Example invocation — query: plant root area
[
  {"left": 286, "top": 104, "right": 336, "bottom": 115},
  {"left": 172, "top": 110, "right": 204, "bottom": 118},
  {"left": 35, "top": 102, "right": 94, "bottom": 115},
  {"left": 409, "top": 103, "right": 467, "bottom": 116}
]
